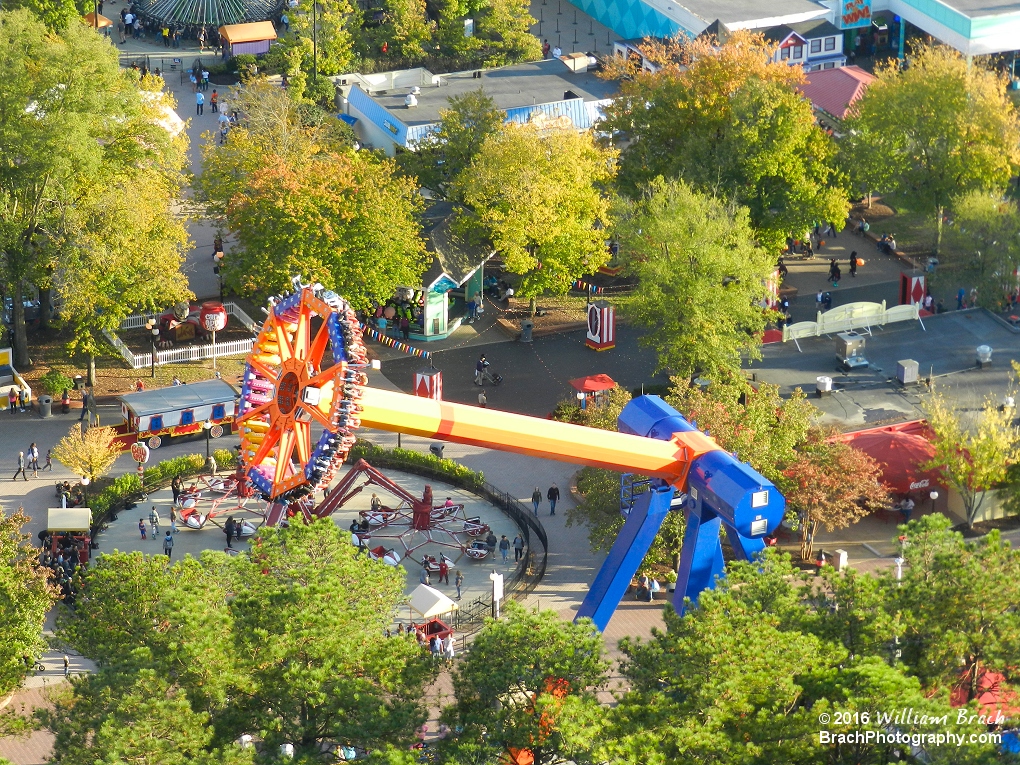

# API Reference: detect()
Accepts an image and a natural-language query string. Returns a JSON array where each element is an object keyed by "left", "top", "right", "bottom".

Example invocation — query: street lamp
[
  {"left": 144, "top": 318, "right": 160, "bottom": 378},
  {"left": 576, "top": 390, "right": 586, "bottom": 410},
  {"left": 203, "top": 419, "right": 214, "bottom": 463},
  {"left": 929, "top": 489, "right": 939, "bottom": 513},
  {"left": 80, "top": 475, "right": 91, "bottom": 506}
]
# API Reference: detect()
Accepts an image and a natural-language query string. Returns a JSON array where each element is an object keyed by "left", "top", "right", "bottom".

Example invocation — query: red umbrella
[
  {"left": 845, "top": 428, "right": 940, "bottom": 494},
  {"left": 569, "top": 374, "right": 617, "bottom": 393}
]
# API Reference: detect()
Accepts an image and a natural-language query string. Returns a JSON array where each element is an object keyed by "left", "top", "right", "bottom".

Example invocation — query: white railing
[
  {"left": 783, "top": 301, "right": 923, "bottom": 351},
  {"left": 119, "top": 302, "right": 260, "bottom": 333},
  {"left": 104, "top": 329, "right": 141, "bottom": 366},
  {"left": 104, "top": 331, "right": 254, "bottom": 369}
]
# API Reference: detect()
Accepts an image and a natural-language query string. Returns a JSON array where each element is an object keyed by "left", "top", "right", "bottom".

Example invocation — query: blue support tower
[{"left": 574, "top": 396, "right": 785, "bottom": 630}]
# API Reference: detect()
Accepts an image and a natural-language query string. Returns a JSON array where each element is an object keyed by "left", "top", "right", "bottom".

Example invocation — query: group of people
[
  {"left": 6, "top": 387, "right": 30, "bottom": 414},
  {"left": 634, "top": 572, "right": 661, "bottom": 602},
  {"left": 114, "top": 6, "right": 218, "bottom": 51},
  {"left": 39, "top": 531, "right": 85, "bottom": 605},
  {"left": 530, "top": 484, "right": 560, "bottom": 516},
  {"left": 138, "top": 506, "right": 178, "bottom": 558},
  {"left": 13, "top": 443, "right": 49, "bottom": 480}
]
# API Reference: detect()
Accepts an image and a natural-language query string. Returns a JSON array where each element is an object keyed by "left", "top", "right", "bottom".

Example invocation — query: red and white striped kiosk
[{"left": 586, "top": 301, "right": 615, "bottom": 351}]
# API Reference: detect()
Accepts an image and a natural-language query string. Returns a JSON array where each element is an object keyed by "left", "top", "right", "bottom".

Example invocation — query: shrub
[
  {"left": 39, "top": 369, "right": 74, "bottom": 396},
  {"left": 213, "top": 448, "right": 238, "bottom": 469},
  {"left": 232, "top": 53, "right": 257, "bottom": 76},
  {"left": 143, "top": 454, "right": 204, "bottom": 485},
  {"left": 91, "top": 473, "right": 142, "bottom": 518},
  {"left": 348, "top": 440, "right": 483, "bottom": 488}
]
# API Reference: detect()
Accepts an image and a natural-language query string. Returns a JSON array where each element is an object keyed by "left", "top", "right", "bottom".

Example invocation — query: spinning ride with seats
[
  {"left": 176, "top": 468, "right": 257, "bottom": 532},
  {"left": 239, "top": 278, "right": 788, "bottom": 631},
  {"left": 308, "top": 459, "right": 487, "bottom": 563}
]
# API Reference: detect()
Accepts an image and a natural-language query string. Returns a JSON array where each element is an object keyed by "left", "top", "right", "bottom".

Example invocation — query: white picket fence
[{"left": 105, "top": 302, "right": 260, "bottom": 369}]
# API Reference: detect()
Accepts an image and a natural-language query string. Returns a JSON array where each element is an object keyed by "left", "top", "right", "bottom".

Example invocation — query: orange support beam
[{"left": 358, "top": 387, "right": 721, "bottom": 487}]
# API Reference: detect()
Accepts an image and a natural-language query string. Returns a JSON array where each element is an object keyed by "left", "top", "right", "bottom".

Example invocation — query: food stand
[
  {"left": 47, "top": 507, "right": 92, "bottom": 565},
  {"left": 116, "top": 379, "right": 239, "bottom": 449},
  {"left": 408, "top": 583, "right": 457, "bottom": 640}
]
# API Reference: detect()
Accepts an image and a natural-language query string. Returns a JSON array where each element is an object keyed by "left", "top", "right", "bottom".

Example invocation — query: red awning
[
  {"left": 950, "top": 669, "right": 1020, "bottom": 718},
  {"left": 569, "top": 374, "right": 617, "bottom": 393},
  {"left": 843, "top": 424, "right": 939, "bottom": 495}
]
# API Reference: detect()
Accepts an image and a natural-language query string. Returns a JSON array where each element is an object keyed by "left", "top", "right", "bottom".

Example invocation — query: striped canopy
[{"left": 136, "top": 0, "right": 283, "bottom": 28}]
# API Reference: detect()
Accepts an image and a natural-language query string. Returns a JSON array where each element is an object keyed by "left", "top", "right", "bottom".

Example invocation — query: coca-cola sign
[{"left": 909, "top": 479, "right": 930, "bottom": 490}]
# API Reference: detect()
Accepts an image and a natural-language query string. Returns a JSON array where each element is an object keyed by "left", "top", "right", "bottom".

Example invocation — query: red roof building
[{"left": 797, "top": 65, "right": 876, "bottom": 121}]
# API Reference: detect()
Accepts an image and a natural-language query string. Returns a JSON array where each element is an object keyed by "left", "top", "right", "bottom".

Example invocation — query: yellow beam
[{"left": 359, "top": 387, "right": 720, "bottom": 485}]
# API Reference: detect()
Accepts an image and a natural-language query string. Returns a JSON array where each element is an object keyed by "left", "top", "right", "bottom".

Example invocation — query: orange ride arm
[{"left": 358, "top": 387, "right": 721, "bottom": 488}]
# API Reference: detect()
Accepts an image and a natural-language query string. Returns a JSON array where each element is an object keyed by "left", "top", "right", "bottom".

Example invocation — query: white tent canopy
[
  {"left": 408, "top": 584, "right": 458, "bottom": 619},
  {"left": 47, "top": 507, "right": 91, "bottom": 532}
]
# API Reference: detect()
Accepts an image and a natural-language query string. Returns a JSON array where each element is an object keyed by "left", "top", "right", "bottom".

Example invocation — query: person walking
[
  {"left": 138, "top": 518, "right": 147, "bottom": 540},
  {"left": 498, "top": 535, "right": 510, "bottom": 564},
  {"left": 438, "top": 556, "right": 450, "bottom": 585},
  {"left": 477, "top": 389, "right": 487, "bottom": 408},
  {"left": 419, "top": 566, "right": 430, "bottom": 586},
  {"left": 12, "top": 451, "right": 27, "bottom": 481},
  {"left": 7, "top": 389, "right": 15, "bottom": 415},
  {"left": 28, "top": 443, "right": 39, "bottom": 477},
  {"left": 170, "top": 505, "right": 178, "bottom": 534},
  {"left": 79, "top": 390, "right": 89, "bottom": 423},
  {"left": 163, "top": 531, "right": 175, "bottom": 559},
  {"left": 454, "top": 570, "right": 463, "bottom": 600},
  {"left": 547, "top": 484, "right": 560, "bottom": 516},
  {"left": 224, "top": 516, "right": 236, "bottom": 548},
  {"left": 162, "top": 25, "right": 170, "bottom": 46},
  {"left": 149, "top": 507, "right": 160, "bottom": 538},
  {"left": 512, "top": 534, "right": 524, "bottom": 561},
  {"left": 474, "top": 354, "right": 488, "bottom": 385},
  {"left": 957, "top": 287, "right": 966, "bottom": 310},
  {"left": 196, "top": 90, "right": 204, "bottom": 115},
  {"left": 849, "top": 252, "right": 858, "bottom": 277},
  {"left": 171, "top": 475, "right": 181, "bottom": 506},
  {"left": 531, "top": 487, "right": 542, "bottom": 516},
  {"left": 44, "top": 448, "right": 52, "bottom": 471},
  {"left": 210, "top": 90, "right": 219, "bottom": 113},
  {"left": 63, "top": 655, "right": 70, "bottom": 678}
]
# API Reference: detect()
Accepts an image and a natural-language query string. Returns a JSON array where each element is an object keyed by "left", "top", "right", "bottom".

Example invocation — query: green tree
[
  {"left": 943, "top": 191, "right": 1020, "bottom": 310},
  {"left": 802, "top": 567, "right": 895, "bottom": 663},
  {"left": 887, "top": 514, "right": 1020, "bottom": 703},
  {"left": 442, "top": 602, "right": 609, "bottom": 765},
  {"left": 842, "top": 45, "right": 1020, "bottom": 256},
  {"left": 57, "top": 165, "right": 192, "bottom": 384},
  {"left": 453, "top": 123, "right": 616, "bottom": 315},
  {"left": 56, "top": 521, "right": 434, "bottom": 758},
  {"left": 0, "top": 505, "right": 56, "bottom": 697},
  {"left": 0, "top": 11, "right": 188, "bottom": 370},
  {"left": 604, "top": 31, "right": 847, "bottom": 251},
  {"left": 473, "top": 0, "right": 540, "bottom": 67},
  {"left": 922, "top": 388, "right": 1020, "bottom": 527},
  {"left": 289, "top": 0, "right": 363, "bottom": 76},
  {"left": 3, "top": 0, "right": 81, "bottom": 31},
  {"left": 379, "top": 0, "right": 432, "bottom": 59},
  {"left": 617, "top": 178, "right": 774, "bottom": 377},
  {"left": 224, "top": 150, "right": 427, "bottom": 309},
  {"left": 43, "top": 666, "right": 255, "bottom": 765},
  {"left": 397, "top": 89, "right": 503, "bottom": 198}
]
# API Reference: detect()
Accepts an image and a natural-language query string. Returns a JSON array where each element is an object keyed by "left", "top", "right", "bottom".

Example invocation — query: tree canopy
[
  {"left": 55, "top": 520, "right": 435, "bottom": 760},
  {"left": 0, "top": 505, "right": 55, "bottom": 697},
  {"left": 617, "top": 178, "right": 775, "bottom": 378},
  {"left": 397, "top": 89, "right": 504, "bottom": 199},
  {"left": 452, "top": 123, "right": 616, "bottom": 315},
  {"left": 0, "top": 10, "right": 190, "bottom": 370},
  {"left": 842, "top": 45, "right": 1020, "bottom": 255},
  {"left": 603, "top": 31, "right": 848, "bottom": 251}
]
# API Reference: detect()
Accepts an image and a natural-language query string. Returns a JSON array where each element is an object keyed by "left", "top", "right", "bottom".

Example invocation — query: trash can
[
  {"left": 520, "top": 319, "right": 534, "bottom": 343},
  {"left": 429, "top": 443, "right": 445, "bottom": 459},
  {"left": 73, "top": 375, "right": 84, "bottom": 390},
  {"left": 38, "top": 394, "right": 52, "bottom": 418}
]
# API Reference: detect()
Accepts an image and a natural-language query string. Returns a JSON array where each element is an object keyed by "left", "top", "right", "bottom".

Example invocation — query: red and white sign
[
  {"left": 200, "top": 301, "right": 228, "bottom": 332},
  {"left": 130, "top": 442, "right": 150, "bottom": 464},
  {"left": 900, "top": 273, "right": 926, "bottom": 307},
  {"left": 586, "top": 302, "right": 615, "bottom": 351},
  {"left": 414, "top": 367, "right": 443, "bottom": 400}
]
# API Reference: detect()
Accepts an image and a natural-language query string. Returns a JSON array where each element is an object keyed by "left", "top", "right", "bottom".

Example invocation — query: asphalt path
[{"left": 380, "top": 327, "right": 669, "bottom": 416}]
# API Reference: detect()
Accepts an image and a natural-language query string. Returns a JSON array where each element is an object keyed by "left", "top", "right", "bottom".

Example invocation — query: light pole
[
  {"left": 576, "top": 390, "right": 586, "bottom": 410},
  {"left": 929, "top": 489, "right": 939, "bottom": 513},
  {"left": 312, "top": 1, "right": 318, "bottom": 83},
  {"left": 203, "top": 419, "right": 214, "bottom": 463},
  {"left": 81, "top": 475, "right": 91, "bottom": 506},
  {"left": 144, "top": 318, "right": 159, "bottom": 378}
]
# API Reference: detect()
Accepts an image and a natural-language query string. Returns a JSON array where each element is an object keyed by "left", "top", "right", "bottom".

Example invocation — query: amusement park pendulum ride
[{"left": 236, "top": 278, "right": 789, "bottom": 631}]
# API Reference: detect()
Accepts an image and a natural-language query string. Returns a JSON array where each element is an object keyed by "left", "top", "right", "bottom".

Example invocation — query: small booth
[
  {"left": 396, "top": 202, "right": 493, "bottom": 342},
  {"left": 218, "top": 21, "right": 278, "bottom": 58},
  {"left": 569, "top": 374, "right": 617, "bottom": 409},
  {"left": 116, "top": 378, "right": 238, "bottom": 449},
  {"left": 82, "top": 12, "right": 113, "bottom": 30},
  {"left": 585, "top": 302, "right": 616, "bottom": 351},
  {"left": 47, "top": 507, "right": 92, "bottom": 565},
  {"left": 408, "top": 583, "right": 458, "bottom": 640}
]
